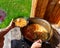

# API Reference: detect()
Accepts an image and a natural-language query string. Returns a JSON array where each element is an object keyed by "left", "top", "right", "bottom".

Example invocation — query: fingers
[
  {"left": 34, "top": 39, "right": 42, "bottom": 44},
  {"left": 34, "top": 42, "right": 41, "bottom": 47},
  {"left": 31, "top": 43, "right": 41, "bottom": 48},
  {"left": 31, "top": 39, "right": 42, "bottom": 48}
]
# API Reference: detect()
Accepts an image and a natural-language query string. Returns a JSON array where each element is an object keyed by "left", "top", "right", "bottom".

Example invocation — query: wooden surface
[
  {"left": 30, "top": 0, "right": 38, "bottom": 18},
  {"left": 35, "top": 0, "right": 49, "bottom": 18},
  {"left": 44, "top": 0, "right": 60, "bottom": 24},
  {"left": 30, "top": 0, "right": 49, "bottom": 18},
  {"left": 44, "top": 0, "right": 58, "bottom": 22},
  {"left": 30, "top": 0, "right": 60, "bottom": 24}
]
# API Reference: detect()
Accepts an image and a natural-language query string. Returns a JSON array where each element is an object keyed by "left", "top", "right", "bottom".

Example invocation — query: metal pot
[
  {"left": 21, "top": 18, "right": 53, "bottom": 42},
  {"left": 20, "top": 18, "right": 53, "bottom": 48}
]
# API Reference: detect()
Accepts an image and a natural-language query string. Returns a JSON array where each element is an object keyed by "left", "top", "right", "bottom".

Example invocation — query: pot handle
[{"left": 41, "top": 41, "right": 52, "bottom": 48}]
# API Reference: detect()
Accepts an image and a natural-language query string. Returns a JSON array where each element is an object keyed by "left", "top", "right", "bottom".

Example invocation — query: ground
[{"left": 0, "top": 0, "right": 32, "bottom": 28}]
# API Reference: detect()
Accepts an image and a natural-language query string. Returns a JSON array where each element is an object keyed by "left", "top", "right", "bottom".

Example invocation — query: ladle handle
[{"left": 41, "top": 41, "right": 52, "bottom": 48}]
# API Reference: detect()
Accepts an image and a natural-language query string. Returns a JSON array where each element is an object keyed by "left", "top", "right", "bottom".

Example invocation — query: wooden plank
[
  {"left": 44, "top": 0, "right": 60, "bottom": 23},
  {"left": 49, "top": 0, "right": 60, "bottom": 23},
  {"left": 55, "top": 8, "right": 60, "bottom": 23},
  {"left": 35, "top": 0, "right": 49, "bottom": 18},
  {"left": 50, "top": 1, "right": 60, "bottom": 17},
  {"left": 30, "top": 0, "right": 60, "bottom": 23},
  {"left": 30, "top": 0, "right": 38, "bottom": 18},
  {"left": 39, "top": 0, "right": 49, "bottom": 18},
  {"left": 35, "top": 0, "right": 43, "bottom": 18},
  {"left": 44, "top": 0, "right": 58, "bottom": 20},
  {"left": 48, "top": 0, "right": 58, "bottom": 17}
]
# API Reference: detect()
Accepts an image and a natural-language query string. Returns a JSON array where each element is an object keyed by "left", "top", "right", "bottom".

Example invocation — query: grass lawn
[{"left": 0, "top": 0, "right": 32, "bottom": 28}]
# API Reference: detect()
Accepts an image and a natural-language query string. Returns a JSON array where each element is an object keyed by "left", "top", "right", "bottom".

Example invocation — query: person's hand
[{"left": 31, "top": 39, "right": 42, "bottom": 48}]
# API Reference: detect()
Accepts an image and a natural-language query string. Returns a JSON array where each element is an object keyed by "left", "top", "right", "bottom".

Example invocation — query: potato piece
[{"left": 14, "top": 18, "right": 27, "bottom": 27}]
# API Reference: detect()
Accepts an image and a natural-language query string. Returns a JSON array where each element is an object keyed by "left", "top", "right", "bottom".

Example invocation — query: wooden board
[
  {"left": 30, "top": 0, "right": 38, "bottom": 18},
  {"left": 35, "top": 0, "right": 49, "bottom": 18},
  {"left": 44, "top": 0, "right": 60, "bottom": 24},
  {"left": 44, "top": 0, "right": 58, "bottom": 20}
]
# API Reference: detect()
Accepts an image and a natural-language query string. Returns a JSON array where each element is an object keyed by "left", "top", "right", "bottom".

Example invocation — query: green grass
[{"left": 0, "top": 0, "right": 32, "bottom": 28}]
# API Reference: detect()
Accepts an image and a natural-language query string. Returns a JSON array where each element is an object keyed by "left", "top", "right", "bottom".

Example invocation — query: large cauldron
[{"left": 21, "top": 18, "right": 53, "bottom": 42}]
